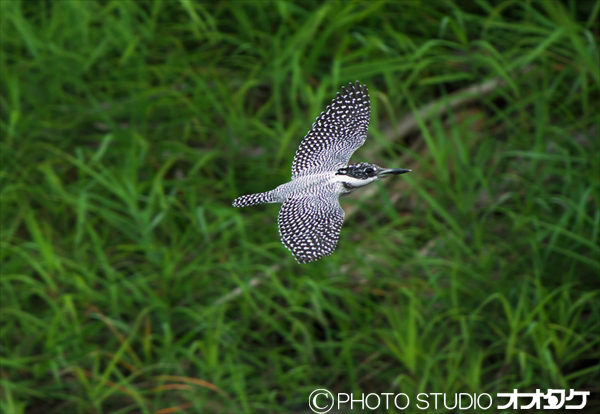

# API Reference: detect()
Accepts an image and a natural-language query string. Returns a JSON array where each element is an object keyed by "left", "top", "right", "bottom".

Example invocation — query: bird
[{"left": 232, "top": 81, "right": 411, "bottom": 263}]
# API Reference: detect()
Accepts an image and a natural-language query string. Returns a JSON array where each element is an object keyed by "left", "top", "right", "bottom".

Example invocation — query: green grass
[{"left": 1, "top": 0, "right": 599, "bottom": 413}]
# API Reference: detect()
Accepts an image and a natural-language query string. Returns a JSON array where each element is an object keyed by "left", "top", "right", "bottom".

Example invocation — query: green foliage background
[{"left": 1, "top": 0, "right": 599, "bottom": 413}]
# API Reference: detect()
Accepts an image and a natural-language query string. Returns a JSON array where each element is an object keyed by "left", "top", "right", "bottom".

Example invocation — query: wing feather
[
  {"left": 291, "top": 82, "right": 370, "bottom": 178},
  {"left": 277, "top": 191, "right": 345, "bottom": 263}
]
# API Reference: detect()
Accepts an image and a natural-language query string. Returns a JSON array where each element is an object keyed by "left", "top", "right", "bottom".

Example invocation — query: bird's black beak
[{"left": 377, "top": 168, "right": 412, "bottom": 177}]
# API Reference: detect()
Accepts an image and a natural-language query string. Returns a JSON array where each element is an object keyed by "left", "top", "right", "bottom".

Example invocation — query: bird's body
[
  {"left": 233, "top": 82, "right": 411, "bottom": 263},
  {"left": 233, "top": 169, "right": 374, "bottom": 207}
]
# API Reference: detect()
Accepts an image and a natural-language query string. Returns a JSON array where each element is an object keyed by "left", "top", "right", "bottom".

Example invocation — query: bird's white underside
[{"left": 329, "top": 174, "right": 378, "bottom": 187}]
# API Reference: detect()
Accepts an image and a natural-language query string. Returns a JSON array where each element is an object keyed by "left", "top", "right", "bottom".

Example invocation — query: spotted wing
[
  {"left": 277, "top": 191, "right": 345, "bottom": 263},
  {"left": 291, "top": 81, "right": 370, "bottom": 178}
]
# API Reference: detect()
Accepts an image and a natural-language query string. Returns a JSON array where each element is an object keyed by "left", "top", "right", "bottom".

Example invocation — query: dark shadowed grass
[{"left": 1, "top": 0, "right": 599, "bottom": 412}]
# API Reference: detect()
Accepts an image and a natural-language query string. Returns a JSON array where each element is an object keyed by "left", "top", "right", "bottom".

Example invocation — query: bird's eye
[{"left": 365, "top": 167, "right": 374, "bottom": 175}]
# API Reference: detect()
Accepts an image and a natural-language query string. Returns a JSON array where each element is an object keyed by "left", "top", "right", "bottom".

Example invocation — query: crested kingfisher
[{"left": 233, "top": 82, "right": 411, "bottom": 263}]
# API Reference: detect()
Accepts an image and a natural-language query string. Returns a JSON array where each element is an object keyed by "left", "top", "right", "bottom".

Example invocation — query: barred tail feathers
[{"left": 232, "top": 191, "right": 278, "bottom": 207}]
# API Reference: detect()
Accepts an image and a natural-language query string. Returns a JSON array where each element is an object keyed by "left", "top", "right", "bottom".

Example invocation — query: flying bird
[{"left": 233, "top": 82, "right": 411, "bottom": 263}]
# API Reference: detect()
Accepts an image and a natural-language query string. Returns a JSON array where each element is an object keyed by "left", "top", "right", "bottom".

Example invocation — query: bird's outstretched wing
[
  {"left": 291, "top": 81, "right": 370, "bottom": 178},
  {"left": 277, "top": 189, "right": 345, "bottom": 263}
]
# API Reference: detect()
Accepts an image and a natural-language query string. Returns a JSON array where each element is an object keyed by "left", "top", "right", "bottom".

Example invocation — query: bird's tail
[{"left": 232, "top": 191, "right": 278, "bottom": 207}]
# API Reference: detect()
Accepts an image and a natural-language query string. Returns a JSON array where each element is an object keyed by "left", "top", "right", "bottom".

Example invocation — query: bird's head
[{"left": 335, "top": 162, "right": 411, "bottom": 189}]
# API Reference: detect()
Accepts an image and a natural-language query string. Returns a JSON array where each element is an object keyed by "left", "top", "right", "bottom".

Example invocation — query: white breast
[{"left": 329, "top": 174, "right": 378, "bottom": 187}]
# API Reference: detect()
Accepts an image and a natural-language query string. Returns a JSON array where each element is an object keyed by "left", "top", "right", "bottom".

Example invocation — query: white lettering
[
  {"left": 430, "top": 393, "right": 442, "bottom": 410},
  {"left": 337, "top": 393, "right": 349, "bottom": 409},
  {"left": 394, "top": 393, "right": 410, "bottom": 410},
  {"left": 477, "top": 393, "right": 493, "bottom": 409},
  {"left": 443, "top": 393, "right": 457, "bottom": 410},
  {"left": 416, "top": 393, "right": 429, "bottom": 410},
  {"left": 381, "top": 393, "right": 394, "bottom": 410},
  {"left": 364, "top": 393, "right": 380, "bottom": 410},
  {"left": 350, "top": 393, "right": 364, "bottom": 410},
  {"left": 459, "top": 393, "right": 473, "bottom": 409}
]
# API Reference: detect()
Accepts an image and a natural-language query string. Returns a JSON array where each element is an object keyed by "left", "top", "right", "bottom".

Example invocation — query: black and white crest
[{"left": 336, "top": 162, "right": 377, "bottom": 180}]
